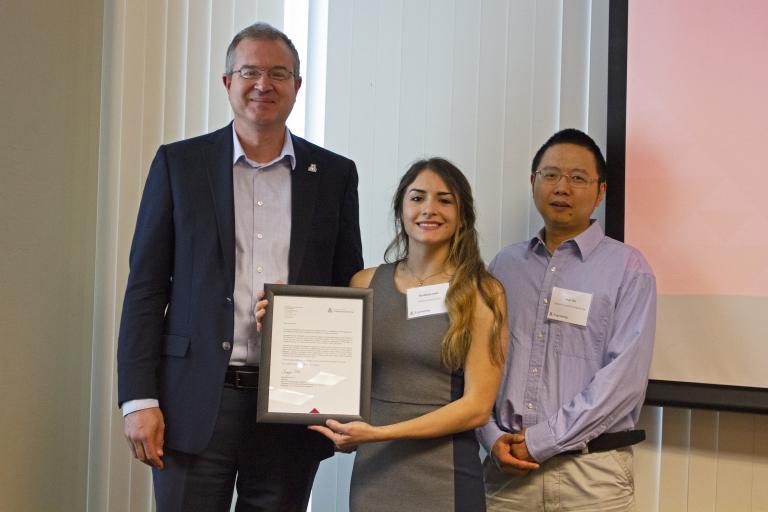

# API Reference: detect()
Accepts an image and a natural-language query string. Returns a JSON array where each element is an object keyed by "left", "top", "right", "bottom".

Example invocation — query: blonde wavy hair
[{"left": 384, "top": 158, "right": 505, "bottom": 371}]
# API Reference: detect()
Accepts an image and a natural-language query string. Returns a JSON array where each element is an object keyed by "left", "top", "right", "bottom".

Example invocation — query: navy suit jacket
[{"left": 117, "top": 124, "right": 363, "bottom": 456}]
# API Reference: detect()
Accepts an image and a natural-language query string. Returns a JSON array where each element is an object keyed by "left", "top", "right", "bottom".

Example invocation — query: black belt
[
  {"left": 558, "top": 430, "right": 645, "bottom": 456},
  {"left": 224, "top": 366, "right": 260, "bottom": 389}
]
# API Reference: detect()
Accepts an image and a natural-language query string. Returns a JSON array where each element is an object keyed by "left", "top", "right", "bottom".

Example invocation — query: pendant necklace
[{"left": 403, "top": 261, "right": 447, "bottom": 287}]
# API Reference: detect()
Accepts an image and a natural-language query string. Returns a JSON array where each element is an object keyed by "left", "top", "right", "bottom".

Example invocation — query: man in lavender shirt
[{"left": 479, "top": 129, "right": 656, "bottom": 511}]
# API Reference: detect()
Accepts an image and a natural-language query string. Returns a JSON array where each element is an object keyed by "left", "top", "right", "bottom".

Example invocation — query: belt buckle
[{"left": 230, "top": 368, "right": 258, "bottom": 389}]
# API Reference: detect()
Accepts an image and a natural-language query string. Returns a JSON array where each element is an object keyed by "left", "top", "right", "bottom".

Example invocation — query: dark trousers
[{"left": 153, "top": 386, "right": 320, "bottom": 512}]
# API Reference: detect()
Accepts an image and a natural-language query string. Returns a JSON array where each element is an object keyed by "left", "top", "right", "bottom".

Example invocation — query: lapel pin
[{"left": 307, "top": 163, "right": 318, "bottom": 173}]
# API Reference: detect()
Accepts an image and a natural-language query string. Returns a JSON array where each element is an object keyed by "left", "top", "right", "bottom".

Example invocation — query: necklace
[{"left": 402, "top": 261, "right": 447, "bottom": 287}]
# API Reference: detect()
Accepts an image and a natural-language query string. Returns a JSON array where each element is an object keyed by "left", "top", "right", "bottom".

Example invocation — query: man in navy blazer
[{"left": 117, "top": 22, "right": 363, "bottom": 511}]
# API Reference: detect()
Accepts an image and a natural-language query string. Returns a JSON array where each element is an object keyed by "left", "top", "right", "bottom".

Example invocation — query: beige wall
[{"left": 0, "top": 0, "right": 103, "bottom": 510}]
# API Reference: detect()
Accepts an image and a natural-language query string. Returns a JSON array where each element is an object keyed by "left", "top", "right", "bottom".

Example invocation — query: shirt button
[
  {"left": 537, "top": 332, "right": 544, "bottom": 339},
  {"left": 257, "top": 200, "right": 264, "bottom": 206},
  {"left": 222, "top": 341, "right": 232, "bottom": 351},
  {"left": 256, "top": 266, "right": 263, "bottom": 273},
  {"left": 543, "top": 298, "right": 549, "bottom": 304},
  {"left": 532, "top": 367, "right": 539, "bottom": 374},
  {"left": 257, "top": 233, "right": 263, "bottom": 239},
  {"left": 225, "top": 297, "right": 233, "bottom": 304},
  {"left": 550, "top": 266, "right": 557, "bottom": 272},
  {"left": 527, "top": 402, "right": 534, "bottom": 409}
]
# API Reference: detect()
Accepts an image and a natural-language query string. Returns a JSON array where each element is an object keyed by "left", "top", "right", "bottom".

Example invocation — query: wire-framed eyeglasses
[
  {"left": 534, "top": 169, "right": 600, "bottom": 188},
  {"left": 231, "top": 66, "right": 294, "bottom": 82}
]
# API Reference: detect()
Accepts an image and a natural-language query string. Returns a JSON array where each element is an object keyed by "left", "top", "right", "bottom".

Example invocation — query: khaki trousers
[{"left": 484, "top": 447, "right": 635, "bottom": 512}]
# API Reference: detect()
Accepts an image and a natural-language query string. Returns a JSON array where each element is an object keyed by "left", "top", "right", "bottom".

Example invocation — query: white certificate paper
[{"left": 267, "top": 295, "right": 363, "bottom": 416}]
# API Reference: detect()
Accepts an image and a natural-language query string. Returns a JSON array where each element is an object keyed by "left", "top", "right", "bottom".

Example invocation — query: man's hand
[
  {"left": 255, "top": 291, "right": 268, "bottom": 333},
  {"left": 124, "top": 407, "right": 165, "bottom": 469},
  {"left": 255, "top": 280, "right": 285, "bottom": 332},
  {"left": 491, "top": 433, "right": 540, "bottom": 476}
]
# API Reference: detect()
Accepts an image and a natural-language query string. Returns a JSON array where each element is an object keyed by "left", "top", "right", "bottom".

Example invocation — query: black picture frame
[{"left": 257, "top": 283, "right": 373, "bottom": 424}]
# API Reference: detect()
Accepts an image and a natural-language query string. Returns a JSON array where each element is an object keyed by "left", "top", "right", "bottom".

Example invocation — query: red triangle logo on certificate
[{"left": 309, "top": 408, "right": 320, "bottom": 414}]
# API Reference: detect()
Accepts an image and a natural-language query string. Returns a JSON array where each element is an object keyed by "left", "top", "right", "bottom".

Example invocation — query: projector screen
[{"left": 606, "top": 0, "right": 768, "bottom": 412}]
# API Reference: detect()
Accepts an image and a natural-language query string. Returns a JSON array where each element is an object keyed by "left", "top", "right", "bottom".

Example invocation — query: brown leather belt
[
  {"left": 224, "top": 366, "right": 260, "bottom": 389},
  {"left": 558, "top": 429, "right": 645, "bottom": 456}
]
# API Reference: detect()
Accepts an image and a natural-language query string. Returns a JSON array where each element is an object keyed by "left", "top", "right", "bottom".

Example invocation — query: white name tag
[
  {"left": 406, "top": 282, "right": 449, "bottom": 319},
  {"left": 546, "top": 286, "right": 592, "bottom": 326}
]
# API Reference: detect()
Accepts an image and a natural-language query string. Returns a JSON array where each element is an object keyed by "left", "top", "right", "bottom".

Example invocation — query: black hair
[{"left": 531, "top": 128, "right": 606, "bottom": 182}]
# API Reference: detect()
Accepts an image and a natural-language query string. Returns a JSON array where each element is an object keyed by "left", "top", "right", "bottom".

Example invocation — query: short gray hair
[{"left": 225, "top": 22, "right": 301, "bottom": 79}]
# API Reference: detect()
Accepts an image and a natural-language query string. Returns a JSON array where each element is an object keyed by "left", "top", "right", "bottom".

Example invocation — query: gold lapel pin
[{"left": 308, "top": 163, "right": 318, "bottom": 173}]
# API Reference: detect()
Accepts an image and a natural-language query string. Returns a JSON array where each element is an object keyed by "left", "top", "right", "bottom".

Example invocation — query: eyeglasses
[
  {"left": 231, "top": 66, "right": 294, "bottom": 82},
  {"left": 534, "top": 169, "right": 600, "bottom": 189}
]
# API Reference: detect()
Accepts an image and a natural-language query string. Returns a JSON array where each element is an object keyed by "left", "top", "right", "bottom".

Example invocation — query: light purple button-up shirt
[
  {"left": 231, "top": 125, "right": 293, "bottom": 366},
  {"left": 477, "top": 221, "right": 656, "bottom": 462}
]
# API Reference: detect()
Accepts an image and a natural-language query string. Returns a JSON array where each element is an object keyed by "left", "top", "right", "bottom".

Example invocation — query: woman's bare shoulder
[
  {"left": 350, "top": 266, "right": 378, "bottom": 288},
  {"left": 474, "top": 276, "right": 507, "bottom": 315}
]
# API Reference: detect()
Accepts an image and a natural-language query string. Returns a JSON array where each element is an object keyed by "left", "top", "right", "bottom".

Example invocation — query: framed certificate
[{"left": 257, "top": 284, "right": 373, "bottom": 424}]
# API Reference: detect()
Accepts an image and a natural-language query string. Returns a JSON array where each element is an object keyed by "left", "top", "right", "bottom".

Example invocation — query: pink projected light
[{"left": 625, "top": 0, "right": 768, "bottom": 296}]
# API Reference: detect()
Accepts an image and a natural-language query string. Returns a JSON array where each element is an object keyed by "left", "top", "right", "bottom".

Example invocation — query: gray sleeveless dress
[{"left": 349, "top": 263, "right": 485, "bottom": 512}]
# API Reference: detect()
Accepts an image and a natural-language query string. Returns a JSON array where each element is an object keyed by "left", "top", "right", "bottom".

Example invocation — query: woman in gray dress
[{"left": 311, "top": 158, "right": 509, "bottom": 511}]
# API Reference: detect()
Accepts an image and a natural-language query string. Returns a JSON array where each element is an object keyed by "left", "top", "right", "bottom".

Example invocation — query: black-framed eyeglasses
[
  {"left": 231, "top": 66, "right": 294, "bottom": 82},
  {"left": 534, "top": 169, "right": 600, "bottom": 189}
]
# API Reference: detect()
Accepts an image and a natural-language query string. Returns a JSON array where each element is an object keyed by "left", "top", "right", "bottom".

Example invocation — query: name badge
[
  {"left": 406, "top": 282, "right": 449, "bottom": 319},
  {"left": 546, "top": 286, "right": 592, "bottom": 326}
]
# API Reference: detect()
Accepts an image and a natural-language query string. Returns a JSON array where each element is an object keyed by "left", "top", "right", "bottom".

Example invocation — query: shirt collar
[
  {"left": 231, "top": 124, "right": 296, "bottom": 170},
  {"left": 528, "top": 220, "right": 604, "bottom": 260},
  {"left": 572, "top": 221, "right": 604, "bottom": 259}
]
